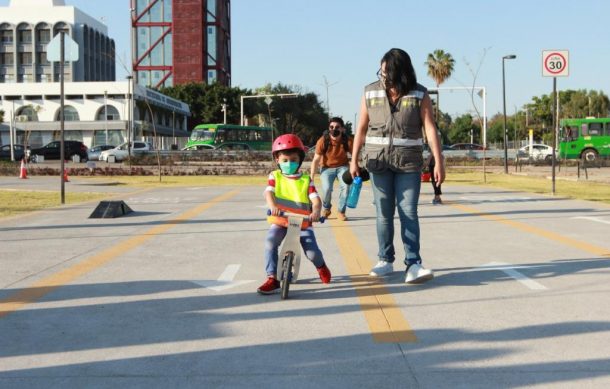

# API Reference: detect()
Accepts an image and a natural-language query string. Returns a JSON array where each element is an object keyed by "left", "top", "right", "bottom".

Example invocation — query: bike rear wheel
[{"left": 280, "top": 251, "right": 295, "bottom": 300}]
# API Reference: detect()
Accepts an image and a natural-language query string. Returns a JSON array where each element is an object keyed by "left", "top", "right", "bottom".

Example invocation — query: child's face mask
[{"left": 279, "top": 161, "right": 299, "bottom": 175}]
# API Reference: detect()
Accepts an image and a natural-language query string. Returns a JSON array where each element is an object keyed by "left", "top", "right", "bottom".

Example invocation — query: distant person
[
  {"left": 350, "top": 48, "right": 445, "bottom": 284},
  {"left": 258, "top": 133, "right": 331, "bottom": 294},
  {"left": 310, "top": 117, "right": 354, "bottom": 221},
  {"left": 426, "top": 153, "right": 443, "bottom": 204}
]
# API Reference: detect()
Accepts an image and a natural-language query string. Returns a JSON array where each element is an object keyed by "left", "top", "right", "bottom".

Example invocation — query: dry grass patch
[
  {"left": 0, "top": 190, "right": 108, "bottom": 218},
  {"left": 446, "top": 170, "right": 610, "bottom": 204}
]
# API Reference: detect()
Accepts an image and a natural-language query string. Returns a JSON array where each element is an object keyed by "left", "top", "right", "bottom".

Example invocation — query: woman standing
[{"left": 350, "top": 48, "right": 445, "bottom": 284}]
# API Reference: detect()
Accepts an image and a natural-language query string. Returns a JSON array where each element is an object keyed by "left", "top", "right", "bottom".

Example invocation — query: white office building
[{"left": 0, "top": 81, "right": 190, "bottom": 150}]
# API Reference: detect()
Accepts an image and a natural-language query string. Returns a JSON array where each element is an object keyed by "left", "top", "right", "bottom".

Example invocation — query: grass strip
[{"left": 0, "top": 191, "right": 109, "bottom": 218}]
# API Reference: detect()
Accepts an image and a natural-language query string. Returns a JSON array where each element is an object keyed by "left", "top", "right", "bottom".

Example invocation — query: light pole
[
  {"left": 321, "top": 75, "right": 338, "bottom": 118},
  {"left": 104, "top": 90, "right": 108, "bottom": 145},
  {"left": 502, "top": 54, "right": 516, "bottom": 174},
  {"left": 172, "top": 110, "right": 176, "bottom": 148},
  {"left": 221, "top": 98, "right": 227, "bottom": 124},
  {"left": 126, "top": 75, "right": 133, "bottom": 160}
]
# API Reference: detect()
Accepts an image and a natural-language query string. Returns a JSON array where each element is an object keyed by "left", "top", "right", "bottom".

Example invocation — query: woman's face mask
[
  {"left": 329, "top": 123, "right": 343, "bottom": 138},
  {"left": 279, "top": 161, "right": 300, "bottom": 175}
]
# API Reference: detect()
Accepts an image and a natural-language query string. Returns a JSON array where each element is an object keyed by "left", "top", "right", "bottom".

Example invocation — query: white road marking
[
  {"left": 572, "top": 216, "right": 610, "bottom": 225},
  {"left": 459, "top": 195, "right": 533, "bottom": 203},
  {"left": 192, "top": 264, "right": 254, "bottom": 291},
  {"left": 126, "top": 197, "right": 199, "bottom": 204},
  {"left": 476, "top": 262, "right": 547, "bottom": 290}
]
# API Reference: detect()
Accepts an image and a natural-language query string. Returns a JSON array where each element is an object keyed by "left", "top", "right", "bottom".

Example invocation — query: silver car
[{"left": 87, "top": 145, "right": 115, "bottom": 161}]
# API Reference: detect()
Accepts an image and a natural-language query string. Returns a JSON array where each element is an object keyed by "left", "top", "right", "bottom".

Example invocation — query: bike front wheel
[{"left": 280, "top": 251, "right": 295, "bottom": 300}]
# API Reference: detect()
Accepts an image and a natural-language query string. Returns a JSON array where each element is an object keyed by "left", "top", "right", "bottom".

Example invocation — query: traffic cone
[
  {"left": 63, "top": 168, "right": 70, "bottom": 182},
  {"left": 19, "top": 158, "right": 28, "bottom": 179}
]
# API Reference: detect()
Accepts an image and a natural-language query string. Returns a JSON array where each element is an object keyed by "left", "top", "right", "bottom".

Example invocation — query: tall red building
[{"left": 131, "top": 0, "right": 231, "bottom": 88}]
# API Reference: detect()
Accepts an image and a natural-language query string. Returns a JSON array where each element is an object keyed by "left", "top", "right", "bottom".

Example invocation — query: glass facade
[
  {"left": 135, "top": 0, "right": 173, "bottom": 88},
  {"left": 134, "top": 0, "right": 230, "bottom": 87}
]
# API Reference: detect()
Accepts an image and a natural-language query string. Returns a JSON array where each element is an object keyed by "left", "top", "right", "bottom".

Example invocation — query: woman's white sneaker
[
  {"left": 370, "top": 261, "right": 393, "bottom": 276},
  {"left": 405, "top": 263, "right": 434, "bottom": 284}
]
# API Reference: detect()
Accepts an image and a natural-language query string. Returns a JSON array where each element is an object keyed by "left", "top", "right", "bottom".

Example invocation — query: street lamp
[
  {"left": 221, "top": 98, "right": 227, "bottom": 124},
  {"left": 126, "top": 75, "right": 133, "bottom": 161},
  {"left": 104, "top": 90, "right": 108, "bottom": 145},
  {"left": 502, "top": 54, "right": 516, "bottom": 174}
]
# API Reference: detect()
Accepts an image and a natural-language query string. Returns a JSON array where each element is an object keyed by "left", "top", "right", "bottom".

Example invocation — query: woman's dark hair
[
  {"left": 381, "top": 48, "right": 417, "bottom": 96},
  {"left": 328, "top": 116, "right": 344, "bottom": 127}
]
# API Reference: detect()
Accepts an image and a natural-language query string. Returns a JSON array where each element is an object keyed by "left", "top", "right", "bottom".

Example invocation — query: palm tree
[{"left": 425, "top": 49, "right": 455, "bottom": 121}]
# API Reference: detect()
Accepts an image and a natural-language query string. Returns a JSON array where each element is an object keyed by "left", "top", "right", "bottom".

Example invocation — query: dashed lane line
[
  {"left": 329, "top": 218, "right": 417, "bottom": 343},
  {"left": 0, "top": 189, "right": 241, "bottom": 319}
]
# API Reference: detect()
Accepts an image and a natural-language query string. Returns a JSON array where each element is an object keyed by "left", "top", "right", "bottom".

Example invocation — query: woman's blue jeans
[
  {"left": 264, "top": 224, "right": 325, "bottom": 276},
  {"left": 370, "top": 170, "right": 422, "bottom": 266},
  {"left": 320, "top": 165, "right": 349, "bottom": 213}
]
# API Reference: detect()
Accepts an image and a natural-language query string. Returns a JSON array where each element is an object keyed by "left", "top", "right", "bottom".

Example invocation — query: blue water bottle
[{"left": 346, "top": 176, "right": 362, "bottom": 208}]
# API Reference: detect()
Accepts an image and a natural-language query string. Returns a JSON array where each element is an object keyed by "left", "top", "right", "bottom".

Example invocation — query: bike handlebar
[{"left": 267, "top": 210, "right": 325, "bottom": 223}]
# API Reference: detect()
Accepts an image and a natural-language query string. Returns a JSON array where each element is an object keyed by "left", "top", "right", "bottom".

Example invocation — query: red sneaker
[
  {"left": 257, "top": 277, "right": 280, "bottom": 295},
  {"left": 317, "top": 265, "right": 331, "bottom": 284}
]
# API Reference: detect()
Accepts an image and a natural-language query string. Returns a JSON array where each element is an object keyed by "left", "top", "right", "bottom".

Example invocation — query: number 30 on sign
[{"left": 542, "top": 50, "right": 569, "bottom": 77}]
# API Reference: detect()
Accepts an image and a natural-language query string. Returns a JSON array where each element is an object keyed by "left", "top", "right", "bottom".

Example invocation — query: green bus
[
  {"left": 185, "top": 124, "right": 273, "bottom": 150},
  {"left": 559, "top": 117, "right": 610, "bottom": 161}
]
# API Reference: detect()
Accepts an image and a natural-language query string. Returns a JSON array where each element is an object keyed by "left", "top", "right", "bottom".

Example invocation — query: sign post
[
  {"left": 47, "top": 32, "right": 79, "bottom": 204},
  {"left": 542, "top": 50, "right": 569, "bottom": 196}
]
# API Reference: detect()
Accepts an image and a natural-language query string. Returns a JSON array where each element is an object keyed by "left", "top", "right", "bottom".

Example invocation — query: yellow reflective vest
[{"left": 272, "top": 170, "right": 311, "bottom": 214}]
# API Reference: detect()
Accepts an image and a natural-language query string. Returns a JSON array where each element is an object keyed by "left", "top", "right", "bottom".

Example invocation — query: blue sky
[{"left": 4, "top": 0, "right": 609, "bottom": 123}]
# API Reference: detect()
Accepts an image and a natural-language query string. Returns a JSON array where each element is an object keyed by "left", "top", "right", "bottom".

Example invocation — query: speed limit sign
[{"left": 542, "top": 50, "right": 569, "bottom": 77}]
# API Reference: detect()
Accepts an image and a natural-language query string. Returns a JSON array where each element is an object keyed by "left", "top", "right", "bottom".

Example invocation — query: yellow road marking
[
  {"left": 449, "top": 202, "right": 610, "bottom": 257},
  {"left": 0, "top": 189, "right": 241, "bottom": 318},
  {"left": 329, "top": 219, "right": 417, "bottom": 343}
]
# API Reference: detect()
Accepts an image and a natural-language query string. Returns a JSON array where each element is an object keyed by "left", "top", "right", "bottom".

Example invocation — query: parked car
[
  {"left": 0, "top": 144, "right": 29, "bottom": 161},
  {"left": 87, "top": 145, "right": 116, "bottom": 161},
  {"left": 216, "top": 142, "right": 253, "bottom": 151},
  {"left": 30, "top": 140, "right": 88, "bottom": 162},
  {"left": 182, "top": 144, "right": 216, "bottom": 151},
  {"left": 517, "top": 144, "right": 556, "bottom": 161},
  {"left": 449, "top": 143, "right": 486, "bottom": 151},
  {"left": 423, "top": 143, "right": 452, "bottom": 152},
  {"left": 99, "top": 141, "right": 153, "bottom": 162}
]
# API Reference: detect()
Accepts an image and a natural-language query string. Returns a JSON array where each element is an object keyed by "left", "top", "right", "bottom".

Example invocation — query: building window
[
  {"left": 18, "top": 52, "right": 33, "bottom": 65},
  {"left": 16, "top": 106, "right": 39, "bottom": 121},
  {"left": 208, "top": 69, "right": 217, "bottom": 83},
  {"left": 163, "top": 0, "right": 172, "bottom": 21},
  {"left": 93, "top": 130, "right": 124, "bottom": 147},
  {"left": 0, "top": 52, "right": 14, "bottom": 65},
  {"left": 18, "top": 29, "right": 32, "bottom": 44},
  {"left": 96, "top": 105, "right": 121, "bottom": 121},
  {"left": 207, "top": 26, "right": 216, "bottom": 65},
  {"left": 207, "top": 0, "right": 217, "bottom": 22},
  {"left": 36, "top": 52, "right": 49, "bottom": 65},
  {"left": 1, "top": 29, "right": 13, "bottom": 43},
  {"left": 149, "top": 0, "right": 162, "bottom": 22},
  {"left": 56, "top": 105, "right": 80, "bottom": 121},
  {"left": 37, "top": 29, "right": 51, "bottom": 43}
]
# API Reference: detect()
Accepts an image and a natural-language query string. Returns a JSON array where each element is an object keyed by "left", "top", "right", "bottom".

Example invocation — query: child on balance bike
[{"left": 258, "top": 134, "right": 332, "bottom": 295}]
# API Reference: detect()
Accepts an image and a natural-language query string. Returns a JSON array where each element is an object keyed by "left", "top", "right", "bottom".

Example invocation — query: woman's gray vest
[{"left": 362, "top": 80, "right": 427, "bottom": 173}]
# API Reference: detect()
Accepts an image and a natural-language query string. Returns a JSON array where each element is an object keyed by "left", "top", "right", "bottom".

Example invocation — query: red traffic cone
[
  {"left": 63, "top": 168, "right": 70, "bottom": 182},
  {"left": 19, "top": 158, "right": 28, "bottom": 179}
]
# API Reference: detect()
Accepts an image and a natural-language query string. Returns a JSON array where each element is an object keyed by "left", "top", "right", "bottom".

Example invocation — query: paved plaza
[{"left": 1, "top": 176, "right": 610, "bottom": 388}]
